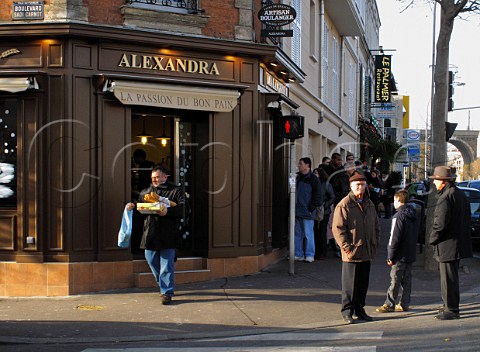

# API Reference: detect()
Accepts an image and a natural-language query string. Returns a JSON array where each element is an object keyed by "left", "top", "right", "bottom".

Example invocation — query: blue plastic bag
[{"left": 118, "top": 205, "right": 133, "bottom": 248}]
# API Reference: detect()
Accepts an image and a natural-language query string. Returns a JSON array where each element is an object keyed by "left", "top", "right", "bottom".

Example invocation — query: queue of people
[
  {"left": 304, "top": 153, "right": 472, "bottom": 324},
  {"left": 119, "top": 151, "right": 473, "bottom": 323}
]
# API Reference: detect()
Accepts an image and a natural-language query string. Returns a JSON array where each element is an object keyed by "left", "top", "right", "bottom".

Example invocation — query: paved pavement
[{"left": 1, "top": 218, "right": 479, "bottom": 346}]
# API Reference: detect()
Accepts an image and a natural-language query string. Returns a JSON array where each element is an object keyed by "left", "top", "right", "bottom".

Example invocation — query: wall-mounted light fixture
[
  {"left": 156, "top": 117, "right": 171, "bottom": 147},
  {"left": 137, "top": 116, "right": 152, "bottom": 145},
  {"left": 338, "top": 125, "right": 344, "bottom": 137}
]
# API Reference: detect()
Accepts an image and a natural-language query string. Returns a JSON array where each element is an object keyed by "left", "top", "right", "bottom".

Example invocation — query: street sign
[
  {"left": 406, "top": 129, "right": 421, "bottom": 142},
  {"left": 372, "top": 104, "right": 397, "bottom": 119},
  {"left": 407, "top": 145, "right": 420, "bottom": 162},
  {"left": 12, "top": 1, "right": 44, "bottom": 20}
]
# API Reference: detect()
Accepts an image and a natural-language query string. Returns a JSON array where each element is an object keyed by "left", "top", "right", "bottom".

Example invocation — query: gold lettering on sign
[
  {"left": 117, "top": 53, "right": 220, "bottom": 75},
  {"left": 0, "top": 48, "right": 21, "bottom": 59}
]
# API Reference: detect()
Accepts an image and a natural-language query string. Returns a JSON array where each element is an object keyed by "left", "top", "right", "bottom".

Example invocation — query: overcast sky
[{"left": 376, "top": 0, "right": 480, "bottom": 134}]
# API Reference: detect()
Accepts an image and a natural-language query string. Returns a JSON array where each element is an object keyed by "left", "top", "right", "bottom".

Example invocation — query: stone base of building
[{"left": 0, "top": 249, "right": 286, "bottom": 297}]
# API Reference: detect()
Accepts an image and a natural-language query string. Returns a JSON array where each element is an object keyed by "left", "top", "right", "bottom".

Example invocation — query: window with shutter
[
  {"left": 349, "top": 62, "right": 355, "bottom": 127},
  {"left": 322, "top": 23, "right": 329, "bottom": 103},
  {"left": 332, "top": 37, "right": 339, "bottom": 113},
  {"left": 291, "top": 0, "right": 302, "bottom": 67}
]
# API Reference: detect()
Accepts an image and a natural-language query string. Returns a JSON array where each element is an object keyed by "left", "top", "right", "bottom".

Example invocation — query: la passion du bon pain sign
[{"left": 258, "top": 3, "right": 296, "bottom": 37}]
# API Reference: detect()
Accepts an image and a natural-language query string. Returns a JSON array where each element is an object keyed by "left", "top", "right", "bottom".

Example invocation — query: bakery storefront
[{"left": 0, "top": 23, "right": 302, "bottom": 296}]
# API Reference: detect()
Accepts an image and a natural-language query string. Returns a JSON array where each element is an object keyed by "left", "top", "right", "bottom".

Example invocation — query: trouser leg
[
  {"left": 341, "top": 262, "right": 356, "bottom": 316},
  {"left": 355, "top": 261, "right": 371, "bottom": 314},
  {"left": 294, "top": 218, "right": 305, "bottom": 257},
  {"left": 159, "top": 248, "right": 176, "bottom": 295},
  {"left": 400, "top": 262, "right": 413, "bottom": 308},
  {"left": 145, "top": 249, "right": 161, "bottom": 286},
  {"left": 439, "top": 260, "right": 460, "bottom": 313},
  {"left": 303, "top": 219, "right": 315, "bottom": 258},
  {"left": 385, "top": 261, "right": 405, "bottom": 307}
]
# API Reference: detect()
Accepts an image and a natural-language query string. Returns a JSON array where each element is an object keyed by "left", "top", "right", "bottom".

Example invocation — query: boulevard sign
[{"left": 12, "top": 1, "right": 44, "bottom": 20}]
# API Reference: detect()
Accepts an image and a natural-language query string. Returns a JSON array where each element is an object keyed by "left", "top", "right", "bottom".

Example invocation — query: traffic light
[
  {"left": 279, "top": 115, "right": 304, "bottom": 139},
  {"left": 445, "top": 121, "right": 457, "bottom": 142},
  {"left": 448, "top": 71, "right": 454, "bottom": 112}
]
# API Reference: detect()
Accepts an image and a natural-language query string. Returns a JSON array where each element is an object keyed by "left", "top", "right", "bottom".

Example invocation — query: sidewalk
[{"left": 1, "top": 218, "right": 479, "bottom": 345}]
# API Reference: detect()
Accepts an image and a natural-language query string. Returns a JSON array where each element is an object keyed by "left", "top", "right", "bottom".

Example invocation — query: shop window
[
  {"left": 0, "top": 98, "right": 17, "bottom": 207},
  {"left": 125, "top": 0, "right": 199, "bottom": 14},
  {"left": 122, "top": 0, "right": 207, "bottom": 34}
]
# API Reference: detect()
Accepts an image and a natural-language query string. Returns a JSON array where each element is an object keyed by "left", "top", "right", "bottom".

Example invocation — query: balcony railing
[{"left": 125, "top": 0, "right": 198, "bottom": 14}]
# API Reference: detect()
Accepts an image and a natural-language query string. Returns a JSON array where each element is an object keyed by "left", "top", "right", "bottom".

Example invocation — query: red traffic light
[{"left": 279, "top": 115, "right": 304, "bottom": 139}]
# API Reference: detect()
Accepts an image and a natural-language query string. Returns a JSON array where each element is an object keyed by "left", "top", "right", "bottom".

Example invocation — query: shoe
[
  {"left": 376, "top": 304, "right": 394, "bottom": 313},
  {"left": 294, "top": 256, "right": 305, "bottom": 261},
  {"left": 355, "top": 312, "right": 373, "bottom": 321},
  {"left": 342, "top": 315, "right": 354, "bottom": 324},
  {"left": 160, "top": 294, "right": 172, "bottom": 305},
  {"left": 305, "top": 256, "right": 314, "bottom": 263},
  {"left": 435, "top": 311, "right": 460, "bottom": 320},
  {"left": 395, "top": 304, "right": 408, "bottom": 312}
]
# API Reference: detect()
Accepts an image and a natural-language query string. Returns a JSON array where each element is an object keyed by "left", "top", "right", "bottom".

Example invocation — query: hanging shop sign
[
  {"left": 258, "top": 3, "right": 296, "bottom": 38},
  {"left": 12, "top": 1, "right": 44, "bottom": 20},
  {"left": 374, "top": 55, "right": 392, "bottom": 103}
]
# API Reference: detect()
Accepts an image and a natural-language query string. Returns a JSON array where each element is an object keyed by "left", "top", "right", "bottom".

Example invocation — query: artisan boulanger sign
[
  {"left": 118, "top": 53, "right": 220, "bottom": 75},
  {"left": 12, "top": 1, "right": 44, "bottom": 20},
  {"left": 374, "top": 55, "right": 392, "bottom": 103},
  {"left": 258, "top": 3, "right": 296, "bottom": 38}
]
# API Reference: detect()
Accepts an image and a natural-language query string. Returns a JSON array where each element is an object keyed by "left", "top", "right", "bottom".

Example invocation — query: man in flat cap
[
  {"left": 429, "top": 166, "right": 472, "bottom": 320},
  {"left": 332, "top": 170, "right": 380, "bottom": 324}
]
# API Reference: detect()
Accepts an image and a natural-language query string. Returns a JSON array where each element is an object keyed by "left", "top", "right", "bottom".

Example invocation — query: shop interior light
[
  {"left": 156, "top": 117, "right": 171, "bottom": 147},
  {"left": 137, "top": 116, "right": 152, "bottom": 145},
  {"left": 270, "top": 62, "right": 278, "bottom": 67},
  {"left": 280, "top": 71, "right": 287, "bottom": 75}
]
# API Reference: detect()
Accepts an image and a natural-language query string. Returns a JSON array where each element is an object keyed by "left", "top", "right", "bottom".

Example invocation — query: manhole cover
[{"left": 76, "top": 305, "right": 105, "bottom": 311}]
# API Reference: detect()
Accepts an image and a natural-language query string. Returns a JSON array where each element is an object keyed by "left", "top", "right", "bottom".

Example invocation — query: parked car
[
  {"left": 405, "top": 181, "right": 431, "bottom": 203},
  {"left": 458, "top": 186, "right": 480, "bottom": 246},
  {"left": 457, "top": 180, "right": 480, "bottom": 191}
]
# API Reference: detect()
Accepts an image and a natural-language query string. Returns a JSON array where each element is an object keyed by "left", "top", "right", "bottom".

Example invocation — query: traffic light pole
[{"left": 288, "top": 140, "right": 296, "bottom": 275}]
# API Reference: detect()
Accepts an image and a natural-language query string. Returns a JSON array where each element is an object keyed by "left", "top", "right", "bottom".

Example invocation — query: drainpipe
[{"left": 319, "top": 0, "right": 325, "bottom": 99}]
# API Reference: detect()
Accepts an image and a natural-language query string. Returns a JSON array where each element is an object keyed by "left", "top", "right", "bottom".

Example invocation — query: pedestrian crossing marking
[{"left": 204, "top": 331, "right": 383, "bottom": 341}]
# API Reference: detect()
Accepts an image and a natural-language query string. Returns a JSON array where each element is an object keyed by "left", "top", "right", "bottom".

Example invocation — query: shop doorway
[{"left": 130, "top": 107, "right": 209, "bottom": 259}]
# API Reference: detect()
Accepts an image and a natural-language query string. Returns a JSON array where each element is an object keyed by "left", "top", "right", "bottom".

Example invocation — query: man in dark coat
[
  {"left": 127, "top": 165, "right": 187, "bottom": 305},
  {"left": 429, "top": 166, "right": 473, "bottom": 320},
  {"left": 376, "top": 190, "right": 418, "bottom": 313},
  {"left": 295, "top": 157, "right": 322, "bottom": 263}
]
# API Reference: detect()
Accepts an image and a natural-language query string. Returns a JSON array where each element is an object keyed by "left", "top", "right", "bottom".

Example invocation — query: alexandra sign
[{"left": 118, "top": 53, "right": 220, "bottom": 76}]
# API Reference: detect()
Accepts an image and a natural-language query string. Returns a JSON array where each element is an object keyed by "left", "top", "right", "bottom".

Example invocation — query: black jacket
[
  {"left": 139, "top": 183, "right": 187, "bottom": 250},
  {"left": 387, "top": 204, "right": 418, "bottom": 263},
  {"left": 329, "top": 170, "right": 350, "bottom": 206},
  {"left": 321, "top": 181, "right": 335, "bottom": 215},
  {"left": 429, "top": 183, "right": 473, "bottom": 262}
]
